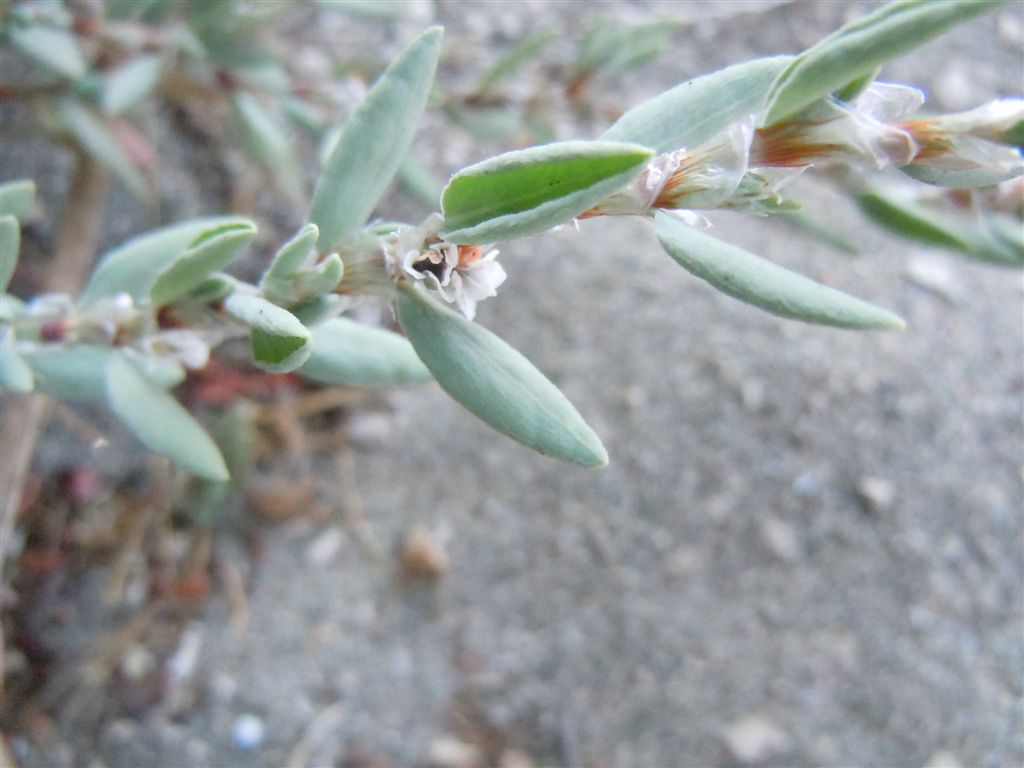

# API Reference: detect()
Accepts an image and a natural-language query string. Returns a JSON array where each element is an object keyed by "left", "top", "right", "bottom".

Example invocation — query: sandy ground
[{"left": 2, "top": 2, "right": 1022, "bottom": 767}]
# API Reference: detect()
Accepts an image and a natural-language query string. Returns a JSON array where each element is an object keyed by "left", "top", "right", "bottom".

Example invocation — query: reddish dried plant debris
[
  {"left": 67, "top": 468, "right": 105, "bottom": 506},
  {"left": 158, "top": 571, "right": 212, "bottom": 601},
  {"left": 187, "top": 358, "right": 304, "bottom": 406},
  {"left": 247, "top": 478, "right": 320, "bottom": 523},
  {"left": 110, "top": 119, "right": 157, "bottom": 173},
  {"left": 16, "top": 548, "right": 65, "bottom": 576}
]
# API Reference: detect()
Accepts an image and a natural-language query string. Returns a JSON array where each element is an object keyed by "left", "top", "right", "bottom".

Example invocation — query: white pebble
[
  {"left": 723, "top": 715, "right": 790, "bottom": 764},
  {"left": 232, "top": 714, "right": 265, "bottom": 751}
]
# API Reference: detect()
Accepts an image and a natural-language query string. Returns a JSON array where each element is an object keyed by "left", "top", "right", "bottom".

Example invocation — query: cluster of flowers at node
[
  {"left": 586, "top": 84, "right": 1024, "bottom": 221},
  {"left": 11, "top": 291, "right": 222, "bottom": 371},
  {"left": 384, "top": 213, "right": 506, "bottom": 320}
]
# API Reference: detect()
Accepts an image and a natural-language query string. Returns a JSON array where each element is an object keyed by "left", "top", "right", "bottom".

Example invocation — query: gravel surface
[{"left": 4, "top": 2, "right": 1022, "bottom": 767}]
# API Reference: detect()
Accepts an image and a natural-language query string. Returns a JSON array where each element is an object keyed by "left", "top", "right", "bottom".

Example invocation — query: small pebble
[
  {"left": 905, "top": 255, "right": 961, "bottom": 302},
  {"left": 663, "top": 547, "right": 700, "bottom": 580},
  {"left": 120, "top": 644, "right": 155, "bottom": 681},
  {"left": 346, "top": 412, "right": 394, "bottom": 449},
  {"left": 723, "top": 715, "right": 790, "bottom": 764},
  {"left": 923, "top": 749, "right": 962, "bottom": 768},
  {"left": 166, "top": 625, "right": 203, "bottom": 682},
  {"left": 307, "top": 527, "right": 344, "bottom": 565},
  {"left": 740, "top": 379, "right": 767, "bottom": 412},
  {"left": 856, "top": 477, "right": 896, "bottom": 515},
  {"left": 209, "top": 672, "right": 238, "bottom": 704},
  {"left": 428, "top": 736, "right": 480, "bottom": 767},
  {"left": 499, "top": 748, "right": 537, "bottom": 768},
  {"left": 792, "top": 468, "right": 826, "bottom": 498},
  {"left": 232, "top": 714, "right": 265, "bottom": 751},
  {"left": 398, "top": 526, "right": 449, "bottom": 581},
  {"left": 760, "top": 518, "right": 802, "bottom": 563}
]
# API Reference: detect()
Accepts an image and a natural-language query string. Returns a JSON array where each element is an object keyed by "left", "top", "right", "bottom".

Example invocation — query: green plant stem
[{"left": 0, "top": 151, "right": 111, "bottom": 581}]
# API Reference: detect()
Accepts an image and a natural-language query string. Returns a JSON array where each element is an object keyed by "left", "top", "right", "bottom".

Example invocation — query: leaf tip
[{"left": 583, "top": 441, "right": 611, "bottom": 469}]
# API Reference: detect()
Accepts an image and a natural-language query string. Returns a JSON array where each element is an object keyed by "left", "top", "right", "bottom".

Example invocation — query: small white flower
[
  {"left": 900, "top": 99, "right": 1024, "bottom": 179},
  {"left": 436, "top": 246, "right": 506, "bottom": 320},
  {"left": 750, "top": 83, "right": 923, "bottom": 171},
  {"left": 79, "top": 292, "right": 138, "bottom": 342},
  {"left": 385, "top": 215, "right": 506, "bottom": 320},
  {"left": 583, "top": 116, "right": 756, "bottom": 217},
  {"left": 144, "top": 329, "right": 211, "bottom": 369}
]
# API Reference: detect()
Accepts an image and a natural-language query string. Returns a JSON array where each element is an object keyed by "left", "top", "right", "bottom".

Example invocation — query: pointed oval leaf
[
  {"left": 396, "top": 285, "right": 608, "bottom": 467},
  {"left": 763, "top": 0, "right": 1004, "bottom": 126},
  {"left": 834, "top": 66, "right": 882, "bottom": 102},
  {"left": 856, "top": 191, "right": 974, "bottom": 252},
  {"left": 900, "top": 162, "right": 1023, "bottom": 189},
  {"left": 24, "top": 345, "right": 184, "bottom": 401},
  {"left": 231, "top": 91, "right": 303, "bottom": 203},
  {"left": 188, "top": 272, "right": 239, "bottom": 304},
  {"left": 261, "top": 223, "right": 318, "bottom": 288},
  {"left": 289, "top": 294, "right": 347, "bottom": 326},
  {"left": 81, "top": 216, "right": 254, "bottom": 305},
  {"left": 0, "top": 336, "right": 34, "bottom": 393},
  {"left": 0, "top": 179, "right": 36, "bottom": 220},
  {"left": 0, "top": 294, "right": 27, "bottom": 323},
  {"left": 857, "top": 191, "right": 1024, "bottom": 267},
  {"left": 56, "top": 98, "right": 148, "bottom": 197},
  {"left": 1, "top": 215, "right": 20, "bottom": 293},
  {"left": 8, "top": 24, "right": 87, "bottom": 80},
  {"left": 24, "top": 345, "right": 112, "bottom": 401},
  {"left": 475, "top": 29, "right": 556, "bottom": 97},
  {"left": 299, "top": 316, "right": 431, "bottom": 387},
  {"left": 655, "top": 211, "right": 904, "bottom": 330},
  {"left": 286, "top": 253, "right": 344, "bottom": 303},
  {"left": 601, "top": 57, "right": 792, "bottom": 154},
  {"left": 101, "top": 54, "right": 163, "bottom": 115},
  {"left": 441, "top": 141, "right": 653, "bottom": 244},
  {"left": 106, "top": 353, "right": 228, "bottom": 480},
  {"left": 149, "top": 222, "right": 256, "bottom": 307},
  {"left": 310, "top": 26, "right": 443, "bottom": 250},
  {"left": 224, "top": 293, "right": 312, "bottom": 373}
]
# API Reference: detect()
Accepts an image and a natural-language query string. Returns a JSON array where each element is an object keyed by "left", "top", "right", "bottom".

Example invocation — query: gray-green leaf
[
  {"left": 149, "top": 222, "right": 256, "bottom": 307},
  {"left": 300, "top": 316, "right": 431, "bottom": 387},
  {"left": 857, "top": 189, "right": 1024, "bottom": 267},
  {"left": 102, "top": 55, "right": 163, "bottom": 114},
  {"left": 475, "top": 30, "right": 556, "bottom": 97},
  {"left": 56, "top": 98, "right": 148, "bottom": 197},
  {"left": 291, "top": 253, "right": 344, "bottom": 300},
  {"left": 397, "top": 154, "right": 443, "bottom": 208},
  {"left": 1, "top": 215, "right": 20, "bottom": 293},
  {"left": 0, "top": 179, "right": 36, "bottom": 220},
  {"left": 261, "top": 223, "right": 319, "bottom": 288},
  {"left": 231, "top": 91, "right": 304, "bottom": 204},
  {"left": 900, "top": 162, "right": 1023, "bottom": 189},
  {"left": 310, "top": 26, "right": 443, "bottom": 250},
  {"left": 396, "top": 285, "right": 608, "bottom": 467},
  {"left": 81, "top": 216, "right": 254, "bottom": 305},
  {"left": 24, "top": 345, "right": 184, "bottom": 401},
  {"left": 24, "top": 345, "right": 114, "bottom": 401},
  {"left": 8, "top": 24, "right": 87, "bottom": 80},
  {"left": 106, "top": 353, "right": 228, "bottom": 480},
  {"left": 655, "top": 211, "right": 904, "bottom": 330},
  {"left": 224, "top": 293, "right": 312, "bottom": 373},
  {"left": 441, "top": 140, "right": 653, "bottom": 244},
  {"left": 0, "top": 336, "right": 34, "bottom": 392},
  {"left": 763, "top": 0, "right": 1004, "bottom": 126},
  {"left": 601, "top": 57, "right": 792, "bottom": 154}
]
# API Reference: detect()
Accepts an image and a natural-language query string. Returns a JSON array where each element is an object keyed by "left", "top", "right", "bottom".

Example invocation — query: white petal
[
  {"left": 853, "top": 83, "right": 925, "bottom": 123},
  {"left": 460, "top": 261, "right": 507, "bottom": 302}
]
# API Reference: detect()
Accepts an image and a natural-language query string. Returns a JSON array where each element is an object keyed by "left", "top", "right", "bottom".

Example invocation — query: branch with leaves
[{"left": 1, "top": 0, "right": 1021, "bottom": 481}]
